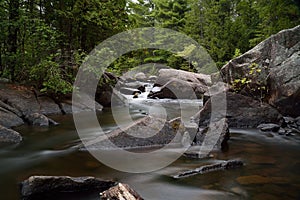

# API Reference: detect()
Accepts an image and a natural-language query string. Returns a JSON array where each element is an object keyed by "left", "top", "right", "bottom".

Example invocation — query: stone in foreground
[
  {"left": 100, "top": 183, "right": 144, "bottom": 200},
  {"left": 20, "top": 176, "right": 115, "bottom": 200}
]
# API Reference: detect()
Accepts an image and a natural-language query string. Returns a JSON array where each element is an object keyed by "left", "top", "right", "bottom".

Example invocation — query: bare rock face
[
  {"left": 20, "top": 176, "right": 115, "bottom": 200},
  {"left": 194, "top": 92, "right": 281, "bottom": 128},
  {"left": 100, "top": 183, "right": 144, "bottom": 200},
  {"left": 0, "top": 125, "right": 22, "bottom": 143},
  {"left": 83, "top": 116, "right": 187, "bottom": 150},
  {"left": 220, "top": 25, "right": 300, "bottom": 117},
  {"left": 148, "top": 69, "right": 212, "bottom": 99},
  {"left": 156, "top": 68, "right": 212, "bottom": 86},
  {"left": 148, "top": 78, "right": 207, "bottom": 99}
]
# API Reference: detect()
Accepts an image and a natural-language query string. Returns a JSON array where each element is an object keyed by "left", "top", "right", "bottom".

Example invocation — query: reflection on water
[{"left": 0, "top": 106, "right": 299, "bottom": 200}]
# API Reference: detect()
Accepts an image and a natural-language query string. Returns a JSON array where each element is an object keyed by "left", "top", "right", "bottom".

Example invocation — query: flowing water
[{"left": 0, "top": 102, "right": 299, "bottom": 200}]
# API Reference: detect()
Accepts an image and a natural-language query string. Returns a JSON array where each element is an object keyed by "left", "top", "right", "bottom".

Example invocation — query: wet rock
[
  {"left": 173, "top": 160, "right": 244, "bottom": 179},
  {"left": 148, "top": 78, "right": 208, "bottom": 99},
  {"left": 194, "top": 118, "right": 230, "bottom": 151},
  {"left": 257, "top": 123, "right": 280, "bottom": 132},
  {"left": 0, "top": 125, "right": 22, "bottom": 143},
  {"left": 0, "top": 106, "right": 24, "bottom": 128},
  {"left": 155, "top": 68, "right": 212, "bottom": 87},
  {"left": 25, "top": 113, "right": 59, "bottom": 127},
  {"left": 148, "top": 75, "right": 157, "bottom": 81},
  {"left": 236, "top": 175, "right": 289, "bottom": 185},
  {"left": 283, "top": 116, "right": 295, "bottom": 125},
  {"left": 120, "top": 87, "right": 142, "bottom": 95},
  {"left": 194, "top": 92, "right": 281, "bottom": 128},
  {"left": 100, "top": 183, "right": 144, "bottom": 200},
  {"left": 135, "top": 72, "right": 147, "bottom": 81},
  {"left": 83, "top": 116, "right": 188, "bottom": 150},
  {"left": 278, "top": 128, "right": 286, "bottom": 135},
  {"left": 61, "top": 96, "right": 103, "bottom": 114},
  {"left": 20, "top": 176, "right": 115, "bottom": 200},
  {"left": 0, "top": 86, "right": 61, "bottom": 116},
  {"left": 220, "top": 25, "right": 300, "bottom": 117}
]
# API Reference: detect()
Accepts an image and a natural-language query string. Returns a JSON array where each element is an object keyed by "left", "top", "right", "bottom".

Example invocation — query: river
[{"left": 0, "top": 102, "right": 299, "bottom": 200}]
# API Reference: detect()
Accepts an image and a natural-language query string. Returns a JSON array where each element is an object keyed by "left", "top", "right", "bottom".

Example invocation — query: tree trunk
[{"left": 7, "top": 0, "right": 19, "bottom": 82}]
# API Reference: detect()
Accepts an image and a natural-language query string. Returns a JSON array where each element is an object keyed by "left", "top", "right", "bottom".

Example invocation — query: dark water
[{"left": 0, "top": 106, "right": 299, "bottom": 200}]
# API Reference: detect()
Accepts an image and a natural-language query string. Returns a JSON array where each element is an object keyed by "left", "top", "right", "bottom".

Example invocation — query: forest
[{"left": 0, "top": 0, "right": 299, "bottom": 95}]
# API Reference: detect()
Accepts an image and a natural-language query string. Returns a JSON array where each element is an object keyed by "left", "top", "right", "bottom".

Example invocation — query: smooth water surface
[{"left": 0, "top": 105, "right": 299, "bottom": 200}]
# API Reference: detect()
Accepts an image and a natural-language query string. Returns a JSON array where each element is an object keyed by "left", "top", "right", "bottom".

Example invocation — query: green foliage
[
  {"left": 231, "top": 63, "right": 269, "bottom": 102},
  {"left": 0, "top": 0, "right": 299, "bottom": 97},
  {"left": 29, "top": 54, "right": 73, "bottom": 95},
  {"left": 233, "top": 48, "right": 242, "bottom": 59}
]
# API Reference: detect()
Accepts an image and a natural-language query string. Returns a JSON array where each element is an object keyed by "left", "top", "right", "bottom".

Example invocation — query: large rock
[
  {"left": 155, "top": 68, "right": 212, "bottom": 86},
  {"left": 195, "top": 92, "right": 281, "bottom": 128},
  {"left": 100, "top": 183, "right": 144, "bottom": 200},
  {"left": 148, "top": 78, "right": 207, "bottom": 99},
  {"left": 25, "top": 113, "right": 59, "bottom": 127},
  {"left": 0, "top": 125, "right": 22, "bottom": 143},
  {"left": 220, "top": 25, "right": 300, "bottom": 117},
  {"left": 0, "top": 106, "right": 24, "bottom": 128},
  {"left": 83, "top": 116, "right": 188, "bottom": 150},
  {"left": 20, "top": 176, "right": 115, "bottom": 200},
  {"left": 268, "top": 50, "right": 300, "bottom": 117},
  {"left": 195, "top": 118, "right": 230, "bottom": 151},
  {"left": 0, "top": 85, "right": 62, "bottom": 116}
]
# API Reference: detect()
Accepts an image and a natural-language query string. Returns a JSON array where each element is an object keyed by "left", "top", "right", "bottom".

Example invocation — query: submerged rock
[
  {"left": 173, "top": 160, "right": 244, "bottom": 179},
  {"left": 0, "top": 125, "right": 22, "bottom": 143},
  {"left": 100, "top": 183, "right": 144, "bottom": 200},
  {"left": 20, "top": 176, "right": 115, "bottom": 200},
  {"left": 257, "top": 123, "right": 280, "bottom": 132}
]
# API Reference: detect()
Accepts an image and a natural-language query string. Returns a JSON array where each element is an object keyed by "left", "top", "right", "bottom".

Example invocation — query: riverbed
[{"left": 0, "top": 105, "right": 299, "bottom": 200}]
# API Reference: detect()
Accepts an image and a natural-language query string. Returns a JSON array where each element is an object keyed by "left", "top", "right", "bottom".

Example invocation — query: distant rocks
[
  {"left": 149, "top": 69, "right": 211, "bottom": 99},
  {"left": 148, "top": 78, "right": 207, "bottom": 99},
  {"left": 257, "top": 123, "right": 280, "bottom": 132},
  {"left": 257, "top": 116, "right": 300, "bottom": 136},
  {"left": 156, "top": 68, "right": 212, "bottom": 87}
]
